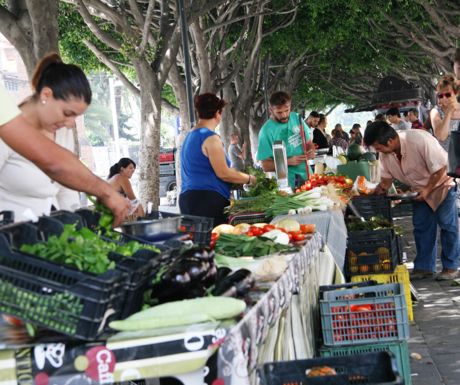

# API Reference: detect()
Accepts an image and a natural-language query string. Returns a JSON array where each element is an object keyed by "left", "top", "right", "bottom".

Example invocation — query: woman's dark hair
[
  {"left": 31, "top": 52, "right": 92, "bottom": 105},
  {"left": 318, "top": 113, "right": 326, "bottom": 127},
  {"left": 194, "top": 93, "right": 227, "bottom": 119},
  {"left": 364, "top": 121, "right": 397, "bottom": 147},
  {"left": 108, "top": 158, "right": 136, "bottom": 178}
]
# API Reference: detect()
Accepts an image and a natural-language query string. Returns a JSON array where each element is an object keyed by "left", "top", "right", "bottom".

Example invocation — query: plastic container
[
  {"left": 350, "top": 265, "right": 413, "bottom": 322},
  {"left": 319, "top": 281, "right": 379, "bottom": 300},
  {"left": 1, "top": 214, "right": 165, "bottom": 327},
  {"left": 346, "top": 196, "right": 392, "bottom": 222},
  {"left": 0, "top": 233, "right": 125, "bottom": 339},
  {"left": 260, "top": 351, "right": 403, "bottom": 385},
  {"left": 40, "top": 215, "right": 164, "bottom": 319},
  {"left": 346, "top": 229, "right": 399, "bottom": 276},
  {"left": 228, "top": 212, "right": 268, "bottom": 225},
  {"left": 320, "top": 283, "right": 409, "bottom": 346},
  {"left": 320, "top": 341, "right": 411, "bottom": 385},
  {"left": 391, "top": 200, "right": 414, "bottom": 218}
]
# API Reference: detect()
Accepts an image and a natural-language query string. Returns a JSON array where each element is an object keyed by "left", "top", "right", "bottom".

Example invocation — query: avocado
[
  {"left": 347, "top": 143, "right": 362, "bottom": 161},
  {"left": 359, "top": 152, "right": 377, "bottom": 162}
]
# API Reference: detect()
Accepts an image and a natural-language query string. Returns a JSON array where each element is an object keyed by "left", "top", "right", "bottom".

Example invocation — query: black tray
[{"left": 260, "top": 352, "right": 403, "bottom": 385}]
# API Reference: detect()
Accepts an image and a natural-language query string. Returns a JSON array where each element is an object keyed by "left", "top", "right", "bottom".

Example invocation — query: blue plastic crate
[{"left": 320, "top": 283, "right": 409, "bottom": 346}]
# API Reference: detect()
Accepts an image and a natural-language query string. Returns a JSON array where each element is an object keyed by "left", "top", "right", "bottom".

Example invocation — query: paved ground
[{"left": 396, "top": 215, "right": 460, "bottom": 385}]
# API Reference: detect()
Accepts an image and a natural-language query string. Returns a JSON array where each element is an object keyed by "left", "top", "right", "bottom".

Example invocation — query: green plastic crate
[{"left": 320, "top": 341, "right": 411, "bottom": 385}]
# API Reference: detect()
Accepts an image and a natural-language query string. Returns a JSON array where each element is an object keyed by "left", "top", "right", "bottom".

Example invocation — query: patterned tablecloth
[{"left": 218, "top": 232, "right": 344, "bottom": 385}]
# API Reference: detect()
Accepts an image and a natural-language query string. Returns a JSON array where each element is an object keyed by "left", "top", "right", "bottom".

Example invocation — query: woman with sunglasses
[{"left": 430, "top": 74, "right": 460, "bottom": 151}]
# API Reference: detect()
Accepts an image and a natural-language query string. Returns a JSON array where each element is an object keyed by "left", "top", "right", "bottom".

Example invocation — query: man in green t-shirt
[{"left": 257, "top": 91, "right": 317, "bottom": 188}]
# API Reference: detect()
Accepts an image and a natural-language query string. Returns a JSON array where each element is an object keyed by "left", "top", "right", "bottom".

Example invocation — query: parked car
[{"left": 160, "top": 148, "right": 177, "bottom": 205}]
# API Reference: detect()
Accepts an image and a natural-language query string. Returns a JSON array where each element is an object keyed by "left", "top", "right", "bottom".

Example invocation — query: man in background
[
  {"left": 333, "top": 123, "right": 350, "bottom": 142},
  {"left": 407, "top": 108, "right": 423, "bottom": 129},
  {"left": 386, "top": 107, "right": 411, "bottom": 131},
  {"left": 228, "top": 132, "right": 246, "bottom": 171}
]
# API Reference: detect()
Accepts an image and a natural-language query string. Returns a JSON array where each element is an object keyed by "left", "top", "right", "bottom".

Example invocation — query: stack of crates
[
  {"left": 319, "top": 282, "right": 411, "bottom": 385},
  {"left": 345, "top": 196, "right": 413, "bottom": 321}
]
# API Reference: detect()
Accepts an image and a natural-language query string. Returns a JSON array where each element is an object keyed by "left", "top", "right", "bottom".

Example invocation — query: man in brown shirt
[{"left": 364, "top": 121, "right": 459, "bottom": 280}]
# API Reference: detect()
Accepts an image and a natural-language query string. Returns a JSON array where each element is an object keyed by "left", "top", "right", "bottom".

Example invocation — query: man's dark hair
[
  {"left": 375, "top": 113, "right": 385, "bottom": 121},
  {"left": 352, "top": 123, "right": 361, "bottom": 130},
  {"left": 308, "top": 111, "right": 320, "bottom": 118},
  {"left": 364, "top": 121, "right": 398, "bottom": 147},
  {"left": 386, "top": 107, "right": 400, "bottom": 117},
  {"left": 408, "top": 108, "right": 418, "bottom": 117},
  {"left": 269, "top": 91, "right": 291, "bottom": 106}
]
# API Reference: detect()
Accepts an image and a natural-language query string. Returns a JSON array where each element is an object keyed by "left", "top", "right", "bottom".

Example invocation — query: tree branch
[
  {"left": 75, "top": 0, "right": 122, "bottom": 50},
  {"left": 83, "top": 39, "right": 140, "bottom": 97}
]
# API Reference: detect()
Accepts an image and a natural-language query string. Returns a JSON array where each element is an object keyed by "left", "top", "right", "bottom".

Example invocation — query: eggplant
[
  {"left": 171, "top": 257, "right": 211, "bottom": 282},
  {"left": 180, "top": 247, "right": 214, "bottom": 261},
  {"left": 215, "top": 267, "right": 232, "bottom": 282},
  {"left": 201, "top": 263, "right": 217, "bottom": 287},
  {"left": 212, "top": 269, "right": 255, "bottom": 297}
]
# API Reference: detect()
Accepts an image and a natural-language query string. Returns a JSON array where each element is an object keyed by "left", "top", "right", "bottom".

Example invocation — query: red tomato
[
  {"left": 262, "top": 224, "right": 276, "bottom": 233},
  {"left": 304, "top": 182, "right": 312, "bottom": 190},
  {"left": 300, "top": 224, "right": 316, "bottom": 234},
  {"left": 292, "top": 233, "right": 306, "bottom": 242},
  {"left": 350, "top": 304, "right": 373, "bottom": 312},
  {"left": 249, "top": 227, "right": 263, "bottom": 236}
]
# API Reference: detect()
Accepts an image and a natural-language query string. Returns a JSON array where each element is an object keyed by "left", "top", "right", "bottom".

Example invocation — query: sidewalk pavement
[{"left": 397, "top": 216, "right": 460, "bottom": 385}]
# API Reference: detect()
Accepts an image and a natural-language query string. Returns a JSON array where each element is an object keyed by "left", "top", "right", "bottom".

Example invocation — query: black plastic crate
[
  {"left": 391, "top": 201, "right": 413, "bottom": 218},
  {"left": 39, "top": 215, "right": 164, "bottom": 320},
  {"left": 346, "top": 229, "right": 399, "bottom": 276},
  {"left": 0, "top": 211, "right": 14, "bottom": 226},
  {"left": 1, "top": 215, "right": 164, "bottom": 324},
  {"left": 0, "top": 233, "right": 125, "bottom": 339},
  {"left": 259, "top": 352, "right": 403, "bottom": 385},
  {"left": 144, "top": 211, "right": 214, "bottom": 246},
  {"left": 228, "top": 212, "right": 268, "bottom": 225},
  {"left": 347, "top": 196, "right": 392, "bottom": 222}
]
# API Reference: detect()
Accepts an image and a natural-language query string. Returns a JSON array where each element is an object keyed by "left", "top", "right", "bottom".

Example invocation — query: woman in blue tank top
[{"left": 180, "top": 93, "right": 256, "bottom": 225}]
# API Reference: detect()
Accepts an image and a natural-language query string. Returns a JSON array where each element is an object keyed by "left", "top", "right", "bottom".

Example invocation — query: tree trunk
[
  {"left": 168, "top": 62, "right": 192, "bottom": 199},
  {"left": 0, "top": 0, "right": 59, "bottom": 77},
  {"left": 134, "top": 60, "right": 161, "bottom": 209}
]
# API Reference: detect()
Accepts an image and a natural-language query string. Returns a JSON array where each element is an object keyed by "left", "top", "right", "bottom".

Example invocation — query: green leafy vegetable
[
  {"left": 244, "top": 167, "right": 279, "bottom": 197},
  {"left": 20, "top": 224, "right": 159, "bottom": 274},
  {"left": 215, "top": 233, "right": 294, "bottom": 258}
]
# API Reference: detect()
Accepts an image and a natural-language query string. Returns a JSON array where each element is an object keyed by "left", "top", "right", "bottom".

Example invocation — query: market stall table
[
  {"left": 272, "top": 208, "right": 347, "bottom": 269},
  {"left": 0, "top": 233, "right": 343, "bottom": 385}
]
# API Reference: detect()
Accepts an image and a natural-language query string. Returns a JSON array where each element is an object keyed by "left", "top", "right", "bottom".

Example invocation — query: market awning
[{"left": 345, "top": 75, "right": 424, "bottom": 113}]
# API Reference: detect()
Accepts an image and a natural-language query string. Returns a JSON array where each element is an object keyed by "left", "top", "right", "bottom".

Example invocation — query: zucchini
[{"left": 109, "top": 296, "right": 246, "bottom": 331}]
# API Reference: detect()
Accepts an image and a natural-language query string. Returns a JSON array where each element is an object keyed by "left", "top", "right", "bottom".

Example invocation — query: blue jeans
[{"left": 412, "top": 187, "right": 459, "bottom": 272}]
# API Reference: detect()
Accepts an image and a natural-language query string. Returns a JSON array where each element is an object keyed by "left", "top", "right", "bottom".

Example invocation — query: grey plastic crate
[{"left": 320, "top": 283, "right": 409, "bottom": 346}]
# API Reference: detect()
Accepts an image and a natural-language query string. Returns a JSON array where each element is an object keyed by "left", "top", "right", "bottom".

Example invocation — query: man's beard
[{"left": 274, "top": 116, "right": 289, "bottom": 123}]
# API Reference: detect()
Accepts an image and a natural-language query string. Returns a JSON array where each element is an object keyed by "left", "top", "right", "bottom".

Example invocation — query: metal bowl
[{"left": 120, "top": 216, "right": 182, "bottom": 242}]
